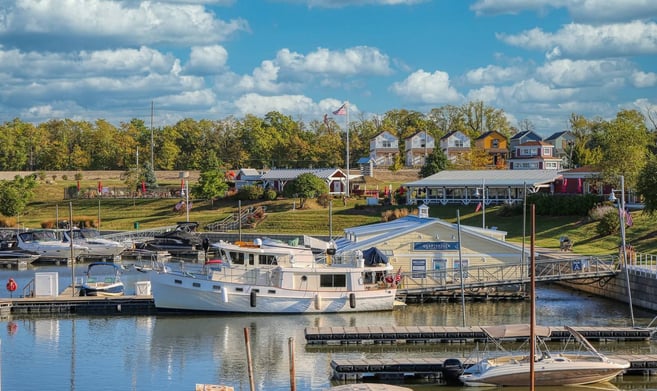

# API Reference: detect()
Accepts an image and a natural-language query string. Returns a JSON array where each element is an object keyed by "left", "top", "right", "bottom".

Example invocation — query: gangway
[{"left": 398, "top": 255, "right": 619, "bottom": 299}]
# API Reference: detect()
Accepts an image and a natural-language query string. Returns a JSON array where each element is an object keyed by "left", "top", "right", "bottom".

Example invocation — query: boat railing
[{"left": 22, "top": 278, "right": 35, "bottom": 298}]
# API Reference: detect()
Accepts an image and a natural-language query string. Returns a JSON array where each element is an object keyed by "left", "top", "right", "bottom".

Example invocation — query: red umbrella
[
  {"left": 141, "top": 181, "right": 146, "bottom": 193},
  {"left": 97, "top": 180, "right": 102, "bottom": 194}
]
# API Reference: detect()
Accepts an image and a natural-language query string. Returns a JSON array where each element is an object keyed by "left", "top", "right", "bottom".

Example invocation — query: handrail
[{"left": 22, "top": 278, "right": 35, "bottom": 298}]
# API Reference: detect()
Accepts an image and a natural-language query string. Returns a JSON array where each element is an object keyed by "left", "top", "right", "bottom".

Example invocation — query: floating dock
[
  {"left": 305, "top": 326, "right": 656, "bottom": 344},
  {"left": 1, "top": 295, "right": 156, "bottom": 316},
  {"left": 331, "top": 355, "right": 657, "bottom": 381}
]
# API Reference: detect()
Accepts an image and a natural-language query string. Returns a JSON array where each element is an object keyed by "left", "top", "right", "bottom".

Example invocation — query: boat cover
[
  {"left": 481, "top": 324, "right": 552, "bottom": 339},
  {"left": 362, "top": 247, "right": 389, "bottom": 266}
]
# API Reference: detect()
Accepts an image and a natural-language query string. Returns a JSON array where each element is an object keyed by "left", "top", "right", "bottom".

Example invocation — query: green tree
[
  {"left": 419, "top": 148, "right": 450, "bottom": 178},
  {"left": 193, "top": 151, "right": 228, "bottom": 205},
  {"left": 142, "top": 162, "right": 158, "bottom": 191},
  {"left": 0, "top": 175, "right": 37, "bottom": 217},
  {"left": 284, "top": 173, "right": 328, "bottom": 209},
  {"left": 636, "top": 153, "right": 657, "bottom": 215}
]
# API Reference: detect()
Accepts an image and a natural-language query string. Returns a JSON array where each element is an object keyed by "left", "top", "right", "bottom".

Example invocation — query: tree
[
  {"left": 284, "top": 173, "right": 328, "bottom": 209},
  {"left": 193, "top": 151, "right": 228, "bottom": 205},
  {"left": 419, "top": 148, "right": 450, "bottom": 178},
  {"left": 0, "top": 175, "right": 38, "bottom": 218},
  {"left": 594, "top": 109, "right": 651, "bottom": 189},
  {"left": 636, "top": 153, "right": 657, "bottom": 215},
  {"left": 142, "top": 162, "right": 158, "bottom": 191}
]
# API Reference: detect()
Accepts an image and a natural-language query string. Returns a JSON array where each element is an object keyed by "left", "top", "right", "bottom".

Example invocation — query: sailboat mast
[{"left": 530, "top": 203, "right": 536, "bottom": 390}]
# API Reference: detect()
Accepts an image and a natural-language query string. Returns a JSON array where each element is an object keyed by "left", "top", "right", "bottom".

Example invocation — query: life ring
[{"left": 6, "top": 278, "right": 17, "bottom": 292}]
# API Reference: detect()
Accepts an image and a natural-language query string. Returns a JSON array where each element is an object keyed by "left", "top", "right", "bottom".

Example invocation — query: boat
[
  {"left": 457, "top": 324, "right": 630, "bottom": 387},
  {"left": 62, "top": 228, "right": 126, "bottom": 259},
  {"left": 148, "top": 238, "right": 400, "bottom": 314},
  {"left": 78, "top": 262, "right": 125, "bottom": 296},
  {"left": 135, "top": 221, "right": 203, "bottom": 257},
  {"left": 15, "top": 229, "right": 89, "bottom": 261}
]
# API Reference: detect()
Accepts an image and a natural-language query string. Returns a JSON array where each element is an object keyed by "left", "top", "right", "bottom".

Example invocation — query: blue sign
[{"left": 413, "top": 241, "right": 460, "bottom": 251}]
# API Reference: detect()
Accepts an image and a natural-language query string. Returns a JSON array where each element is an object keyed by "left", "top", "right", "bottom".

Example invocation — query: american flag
[
  {"left": 333, "top": 104, "right": 347, "bottom": 115},
  {"left": 625, "top": 208, "right": 633, "bottom": 227}
]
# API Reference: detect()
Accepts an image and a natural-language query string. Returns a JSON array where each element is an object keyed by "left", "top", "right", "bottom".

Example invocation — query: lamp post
[
  {"left": 609, "top": 175, "right": 635, "bottom": 327},
  {"left": 474, "top": 179, "right": 487, "bottom": 229},
  {"left": 179, "top": 171, "right": 190, "bottom": 223}
]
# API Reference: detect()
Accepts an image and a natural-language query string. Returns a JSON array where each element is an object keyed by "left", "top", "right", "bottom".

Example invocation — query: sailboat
[{"left": 459, "top": 204, "right": 629, "bottom": 387}]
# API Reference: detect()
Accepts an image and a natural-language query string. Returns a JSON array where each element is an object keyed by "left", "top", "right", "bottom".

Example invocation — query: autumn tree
[{"left": 636, "top": 153, "right": 657, "bottom": 215}]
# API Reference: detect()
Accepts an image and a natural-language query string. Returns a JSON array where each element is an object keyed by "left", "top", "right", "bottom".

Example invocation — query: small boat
[
  {"left": 458, "top": 324, "right": 630, "bottom": 387},
  {"left": 135, "top": 222, "right": 203, "bottom": 257},
  {"left": 62, "top": 228, "right": 126, "bottom": 259},
  {"left": 79, "top": 262, "right": 125, "bottom": 297},
  {"left": 16, "top": 229, "right": 89, "bottom": 261},
  {"left": 149, "top": 238, "right": 399, "bottom": 314}
]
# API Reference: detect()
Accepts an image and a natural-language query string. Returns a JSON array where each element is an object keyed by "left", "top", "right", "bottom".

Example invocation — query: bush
[
  {"left": 527, "top": 193, "right": 603, "bottom": 216},
  {"left": 316, "top": 193, "right": 331, "bottom": 208},
  {"left": 62, "top": 174, "right": 68, "bottom": 181},
  {"left": 596, "top": 210, "right": 620, "bottom": 236},
  {"left": 264, "top": 189, "right": 277, "bottom": 201},
  {"left": 589, "top": 204, "right": 617, "bottom": 221},
  {"left": 237, "top": 185, "right": 264, "bottom": 201},
  {"left": 381, "top": 208, "right": 417, "bottom": 222},
  {"left": 74, "top": 172, "right": 83, "bottom": 180},
  {"left": 497, "top": 202, "right": 523, "bottom": 216}
]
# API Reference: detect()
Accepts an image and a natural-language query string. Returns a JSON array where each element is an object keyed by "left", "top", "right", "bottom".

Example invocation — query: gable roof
[
  {"left": 476, "top": 130, "right": 506, "bottom": 140},
  {"left": 259, "top": 168, "right": 345, "bottom": 181},
  {"left": 511, "top": 130, "right": 542, "bottom": 141},
  {"left": 544, "top": 130, "right": 572, "bottom": 141},
  {"left": 403, "top": 169, "right": 561, "bottom": 188}
]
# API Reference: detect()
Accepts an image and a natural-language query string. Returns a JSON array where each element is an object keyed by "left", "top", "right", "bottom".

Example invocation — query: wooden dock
[
  {"left": 305, "top": 325, "right": 656, "bottom": 344},
  {"left": 1, "top": 295, "right": 156, "bottom": 316},
  {"left": 331, "top": 355, "right": 657, "bottom": 381}
]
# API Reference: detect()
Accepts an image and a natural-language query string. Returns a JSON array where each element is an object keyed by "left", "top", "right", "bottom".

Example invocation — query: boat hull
[
  {"left": 461, "top": 357, "right": 629, "bottom": 387},
  {"left": 79, "top": 283, "right": 125, "bottom": 297},
  {"left": 150, "top": 272, "right": 396, "bottom": 314}
]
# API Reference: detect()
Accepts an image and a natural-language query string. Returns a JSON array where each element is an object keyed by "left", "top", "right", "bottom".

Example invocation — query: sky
[{"left": 0, "top": 0, "right": 656, "bottom": 137}]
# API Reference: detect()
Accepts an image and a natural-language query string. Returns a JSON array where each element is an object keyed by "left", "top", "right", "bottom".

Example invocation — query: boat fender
[
  {"left": 6, "top": 278, "right": 17, "bottom": 293},
  {"left": 349, "top": 293, "right": 356, "bottom": 309},
  {"left": 250, "top": 291, "right": 257, "bottom": 307}
]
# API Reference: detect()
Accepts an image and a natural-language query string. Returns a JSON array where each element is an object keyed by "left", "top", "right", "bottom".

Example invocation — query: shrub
[
  {"left": 527, "top": 193, "right": 603, "bottom": 216},
  {"left": 596, "top": 210, "right": 620, "bottom": 236},
  {"left": 62, "top": 174, "right": 68, "bottom": 181},
  {"left": 74, "top": 172, "right": 83, "bottom": 181},
  {"left": 264, "top": 189, "right": 277, "bottom": 201},
  {"left": 589, "top": 204, "right": 617, "bottom": 221},
  {"left": 381, "top": 208, "right": 417, "bottom": 222},
  {"left": 237, "top": 185, "right": 264, "bottom": 201},
  {"left": 316, "top": 193, "right": 331, "bottom": 208}
]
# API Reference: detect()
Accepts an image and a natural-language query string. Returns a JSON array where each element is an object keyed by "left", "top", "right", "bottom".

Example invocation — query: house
[
  {"left": 544, "top": 131, "right": 576, "bottom": 168},
  {"left": 439, "top": 130, "right": 471, "bottom": 162},
  {"left": 509, "top": 130, "right": 542, "bottom": 151},
  {"left": 508, "top": 141, "right": 562, "bottom": 170},
  {"left": 258, "top": 168, "right": 348, "bottom": 195},
  {"left": 233, "top": 168, "right": 262, "bottom": 189},
  {"left": 474, "top": 131, "right": 509, "bottom": 168},
  {"left": 369, "top": 131, "right": 399, "bottom": 167},
  {"left": 402, "top": 169, "right": 561, "bottom": 205},
  {"left": 404, "top": 131, "right": 435, "bottom": 167},
  {"left": 334, "top": 210, "right": 526, "bottom": 287}
]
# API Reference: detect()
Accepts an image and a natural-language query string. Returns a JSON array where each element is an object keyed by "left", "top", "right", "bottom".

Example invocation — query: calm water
[{"left": 2, "top": 264, "right": 657, "bottom": 390}]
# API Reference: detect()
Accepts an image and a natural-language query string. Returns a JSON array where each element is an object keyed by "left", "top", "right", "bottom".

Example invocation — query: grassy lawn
[{"left": 11, "top": 176, "right": 657, "bottom": 257}]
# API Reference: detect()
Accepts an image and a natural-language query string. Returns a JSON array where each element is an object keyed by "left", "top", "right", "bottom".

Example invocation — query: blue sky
[{"left": 0, "top": 0, "right": 656, "bottom": 137}]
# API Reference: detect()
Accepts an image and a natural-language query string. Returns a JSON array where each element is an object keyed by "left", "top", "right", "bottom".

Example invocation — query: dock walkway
[
  {"left": 305, "top": 325, "right": 655, "bottom": 344},
  {"left": 331, "top": 355, "right": 657, "bottom": 381}
]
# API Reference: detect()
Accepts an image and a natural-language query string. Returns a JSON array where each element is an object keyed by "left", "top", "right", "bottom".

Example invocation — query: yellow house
[{"left": 475, "top": 131, "right": 509, "bottom": 168}]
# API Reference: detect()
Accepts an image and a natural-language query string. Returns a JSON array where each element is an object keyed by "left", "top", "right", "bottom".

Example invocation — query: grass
[{"left": 12, "top": 177, "right": 657, "bottom": 257}]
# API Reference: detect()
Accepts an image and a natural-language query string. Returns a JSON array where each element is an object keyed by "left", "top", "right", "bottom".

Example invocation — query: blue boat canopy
[{"left": 362, "top": 247, "right": 389, "bottom": 266}]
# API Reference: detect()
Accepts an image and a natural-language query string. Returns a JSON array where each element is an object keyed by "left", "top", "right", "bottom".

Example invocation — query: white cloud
[
  {"left": 275, "top": 47, "right": 392, "bottom": 76},
  {"left": 158, "top": 89, "right": 217, "bottom": 109},
  {"left": 471, "top": 0, "right": 657, "bottom": 23},
  {"left": 286, "top": 0, "right": 427, "bottom": 9},
  {"left": 185, "top": 45, "right": 229, "bottom": 75},
  {"left": 0, "top": 0, "right": 249, "bottom": 48},
  {"left": 631, "top": 71, "right": 657, "bottom": 88},
  {"left": 391, "top": 70, "right": 461, "bottom": 103},
  {"left": 536, "top": 59, "right": 632, "bottom": 88},
  {"left": 465, "top": 64, "right": 526, "bottom": 84},
  {"left": 498, "top": 21, "right": 657, "bottom": 59},
  {"left": 233, "top": 93, "right": 317, "bottom": 117}
]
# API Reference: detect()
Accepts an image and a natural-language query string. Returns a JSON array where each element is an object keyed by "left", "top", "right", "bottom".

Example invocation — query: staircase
[{"left": 205, "top": 206, "right": 267, "bottom": 232}]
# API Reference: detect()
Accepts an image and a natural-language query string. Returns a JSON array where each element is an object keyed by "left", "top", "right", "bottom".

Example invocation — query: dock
[
  {"left": 1, "top": 294, "right": 156, "bottom": 316},
  {"left": 305, "top": 326, "right": 656, "bottom": 344},
  {"left": 331, "top": 355, "right": 657, "bottom": 381}
]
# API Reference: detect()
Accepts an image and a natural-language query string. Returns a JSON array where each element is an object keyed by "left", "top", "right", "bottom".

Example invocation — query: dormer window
[{"left": 492, "top": 139, "right": 499, "bottom": 148}]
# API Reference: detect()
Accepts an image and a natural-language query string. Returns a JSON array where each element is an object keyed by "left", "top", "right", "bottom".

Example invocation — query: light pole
[
  {"left": 474, "top": 179, "right": 487, "bottom": 229},
  {"left": 179, "top": 171, "right": 190, "bottom": 222},
  {"left": 609, "top": 175, "right": 635, "bottom": 327}
]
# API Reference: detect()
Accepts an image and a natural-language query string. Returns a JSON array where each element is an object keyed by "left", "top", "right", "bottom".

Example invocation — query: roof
[
  {"left": 476, "top": 130, "right": 506, "bottom": 140},
  {"left": 510, "top": 130, "right": 542, "bottom": 141},
  {"left": 404, "top": 170, "right": 561, "bottom": 187},
  {"left": 516, "top": 140, "right": 552, "bottom": 147},
  {"left": 259, "top": 168, "right": 345, "bottom": 181},
  {"left": 544, "top": 130, "right": 572, "bottom": 141}
]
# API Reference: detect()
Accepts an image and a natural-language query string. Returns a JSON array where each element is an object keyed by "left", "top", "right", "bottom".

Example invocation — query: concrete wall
[{"left": 560, "top": 267, "right": 657, "bottom": 312}]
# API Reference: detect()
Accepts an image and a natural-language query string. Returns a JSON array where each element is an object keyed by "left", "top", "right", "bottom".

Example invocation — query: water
[{"left": 1, "top": 264, "right": 657, "bottom": 390}]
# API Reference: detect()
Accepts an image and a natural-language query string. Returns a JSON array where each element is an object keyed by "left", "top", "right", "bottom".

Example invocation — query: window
[
  {"left": 543, "top": 147, "right": 551, "bottom": 156},
  {"left": 320, "top": 274, "right": 347, "bottom": 287},
  {"left": 491, "top": 139, "right": 499, "bottom": 148},
  {"left": 411, "top": 259, "right": 426, "bottom": 278},
  {"left": 454, "top": 139, "right": 464, "bottom": 148},
  {"left": 382, "top": 140, "right": 392, "bottom": 148}
]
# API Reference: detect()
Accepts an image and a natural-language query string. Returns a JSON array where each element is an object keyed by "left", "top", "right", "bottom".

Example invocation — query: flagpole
[{"left": 346, "top": 101, "right": 350, "bottom": 198}]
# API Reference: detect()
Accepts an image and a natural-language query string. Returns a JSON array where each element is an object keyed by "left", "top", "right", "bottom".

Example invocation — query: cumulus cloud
[
  {"left": 536, "top": 59, "right": 633, "bottom": 88},
  {"left": 471, "top": 0, "right": 657, "bottom": 23},
  {"left": 631, "top": 71, "right": 657, "bottom": 87},
  {"left": 284, "top": 0, "right": 427, "bottom": 9},
  {"left": 233, "top": 93, "right": 317, "bottom": 116},
  {"left": 465, "top": 64, "right": 527, "bottom": 84},
  {"left": 498, "top": 21, "right": 657, "bottom": 59},
  {"left": 185, "top": 45, "right": 229, "bottom": 75},
  {"left": 0, "top": 0, "right": 249, "bottom": 50},
  {"left": 275, "top": 47, "right": 392, "bottom": 76},
  {"left": 390, "top": 70, "right": 461, "bottom": 103}
]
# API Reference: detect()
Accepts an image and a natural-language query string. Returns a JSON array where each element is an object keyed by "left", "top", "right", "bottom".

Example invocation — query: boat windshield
[{"left": 21, "top": 230, "right": 59, "bottom": 242}]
